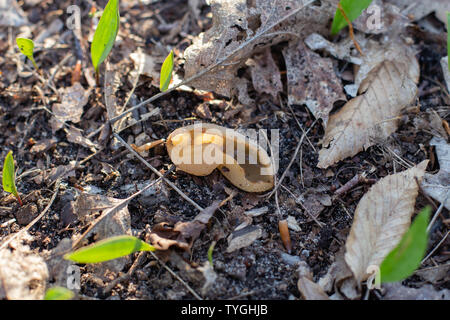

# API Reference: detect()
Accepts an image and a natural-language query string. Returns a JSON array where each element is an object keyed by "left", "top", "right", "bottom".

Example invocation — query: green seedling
[
  {"left": 207, "top": 241, "right": 216, "bottom": 267},
  {"left": 160, "top": 50, "right": 174, "bottom": 92},
  {"left": 91, "top": 0, "right": 120, "bottom": 83},
  {"left": 331, "top": 0, "right": 373, "bottom": 35},
  {"left": 379, "top": 207, "right": 431, "bottom": 283},
  {"left": 44, "top": 287, "right": 74, "bottom": 300},
  {"left": 64, "top": 235, "right": 155, "bottom": 264},
  {"left": 447, "top": 12, "right": 449, "bottom": 71},
  {"left": 2, "top": 151, "right": 22, "bottom": 206},
  {"left": 16, "top": 37, "right": 38, "bottom": 69}
]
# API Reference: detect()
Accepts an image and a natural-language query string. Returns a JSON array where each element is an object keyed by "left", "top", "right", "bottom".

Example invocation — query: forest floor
[{"left": 0, "top": 0, "right": 449, "bottom": 300}]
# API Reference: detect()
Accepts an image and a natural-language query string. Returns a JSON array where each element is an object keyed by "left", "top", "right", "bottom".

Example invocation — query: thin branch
[{"left": 266, "top": 119, "right": 318, "bottom": 199}]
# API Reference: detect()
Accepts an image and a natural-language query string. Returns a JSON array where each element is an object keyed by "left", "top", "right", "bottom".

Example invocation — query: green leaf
[
  {"left": 2, "top": 151, "right": 18, "bottom": 198},
  {"left": 44, "top": 287, "right": 74, "bottom": 300},
  {"left": 16, "top": 38, "right": 37, "bottom": 69},
  {"left": 64, "top": 235, "right": 155, "bottom": 264},
  {"left": 331, "top": 0, "right": 373, "bottom": 35},
  {"left": 379, "top": 207, "right": 431, "bottom": 283},
  {"left": 160, "top": 50, "right": 174, "bottom": 92},
  {"left": 91, "top": 0, "right": 120, "bottom": 73},
  {"left": 447, "top": 12, "right": 449, "bottom": 71}
]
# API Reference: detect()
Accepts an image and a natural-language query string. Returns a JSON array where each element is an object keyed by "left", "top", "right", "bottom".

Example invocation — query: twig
[
  {"left": 427, "top": 191, "right": 449, "bottom": 233},
  {"left": 282, "top": 96, "right": 315, "bottom": 151},
  {"left": 149, "top": 251, "right": 203, "bottom": 300},
  {"left": 280, "top": 184, "right": 324, "bottom": 227},
  {"left": 421, "top": 231, "right": 450, "bottom": 264},
  {"left": 104, "top": 251, "right": 146, "bottom": 294},
  {"left": 0, "top": 179, "right": 61, "bottom": 251},
  {"left": 334, "top": 172, "right": 368, "bottom": 197},
  {"left": 266, "top": 119, "right": 318, "bottom": 199},
  {"left": 112, "top": 132, "right": 204, "bottom": 212},
  {"left": 108, "top": 0, "right": 315, "bottom": 125}
]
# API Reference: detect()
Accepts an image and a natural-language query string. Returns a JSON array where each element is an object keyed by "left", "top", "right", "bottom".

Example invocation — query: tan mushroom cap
[{"left": 166, "top": 123, "right": 275, "bottom": 192}]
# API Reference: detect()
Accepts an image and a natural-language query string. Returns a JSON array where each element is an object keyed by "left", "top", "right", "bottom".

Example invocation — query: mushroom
[{"left": 166, "top": 123, "right": 275, "bottom": 192}]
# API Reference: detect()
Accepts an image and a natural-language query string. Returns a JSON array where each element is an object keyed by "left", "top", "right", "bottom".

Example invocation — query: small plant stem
[
  {"left": 16, "top": 193, "right": 23, "bottom": 206},
  {"left": 95, "top": 68, "right": 100, "bottom": 87},
  {"left": 337, "top": 3, "right": 363, "bottom": 56},
  {"left": 31, "top": 59, "right": 38, "bottom": 70}
]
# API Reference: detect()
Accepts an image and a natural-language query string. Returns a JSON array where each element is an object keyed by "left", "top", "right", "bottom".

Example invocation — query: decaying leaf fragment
[
  {"left": 51, "top": 83, "right": 91, "bottom": 132},
  {"left": 247, "top": 48, "right": 283, "bottom": 101},
  {"left": 421, "top": 137, "right": 450, "bottom": 210},
  {"left": 387, "top": 0, "right": 450, "bottom": 23},
  {"left": 283, "top": 40, "right": 346, "bottom": 126},
  {"left": 148, "top": 200, "right": 221, "bottom": 251},
  {"left": 318, "top": 41, "right": 420, "bottom": 168},
  {"left": 166, "top": 123, "right": 275, "bottom": 192},
  {"left": 344, "top": 160, "right": 428, "bottom": 283},
  {"left": 183, "top": 0, "right": 335, "bottom": 97}
]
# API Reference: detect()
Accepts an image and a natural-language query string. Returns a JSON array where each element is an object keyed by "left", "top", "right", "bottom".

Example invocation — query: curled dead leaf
[
  {"left": 166, "top": 123, "right": 275, "bottom": 192},
  {"left": 344, "top": 160, "right": 428, "bottom": 283}
]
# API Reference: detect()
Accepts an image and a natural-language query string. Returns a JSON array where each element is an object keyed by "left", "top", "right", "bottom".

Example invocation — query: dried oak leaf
[
  {"left": 318, "top": 41, "right": 420, "bottom": 168},
  {"left": 247, "top": 48, "right": 283, "bottom": 101},
  {"left": 183, "top": 0, "right": 335, "bottom": 97},
  {"left": 344, "top": 160, "right": 428, "bottom": 283},
  {"left": 283, "top": 40, "right": 346, "bottom": 126},
  {"left": 421, "top": 137, "right": 450, "bottom": 210}
]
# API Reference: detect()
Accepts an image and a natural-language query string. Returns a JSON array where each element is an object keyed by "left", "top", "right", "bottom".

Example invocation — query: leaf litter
[{"left": 0, "top": 0, "right": 449, "bottom": 301}]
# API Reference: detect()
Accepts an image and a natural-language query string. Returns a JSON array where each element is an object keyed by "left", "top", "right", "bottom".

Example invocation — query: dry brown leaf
[
  {"left": 387, "top": 0, "right": 450, "bottom": 23},
  {"left": 74, "top": 193, "right": 132, "bottom": 273},
  {"left": 183, "top": 0, "right": 335, "bottom": 97},
  {"left": 129, "top": 50, "right": 164, "bottom": 88},
  {"left": 283, "top": 40, "right": 346, "bottom": 126},
  {"left": 247, "top": 48, "right": 282, "bottom": 101},
  {"left": 318, "top": 41, "right": 419, "bottom": 168},
  {"left": 298, "top": 277, "right": 330, "bottom": 300},
  {"left": 51, "top": 83, "right": 90, "bottom": 131},
  {"left": 148, "top": 200, "right": 221, "bottom": 251},
  {"left": 65, "top": 126, "right": 99, "bottom": 151},
  {"left": 421, "top": 137, "right": 450, "bottom": 210},
  {"left": 352, "top": 0, "right": 409, "bottom": 35},
  {"left": 296, "top": 261, "right": 330, "bottom": 300},
  {"left": 344, "top": 160, "right": 428, "bottom": 283}
]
